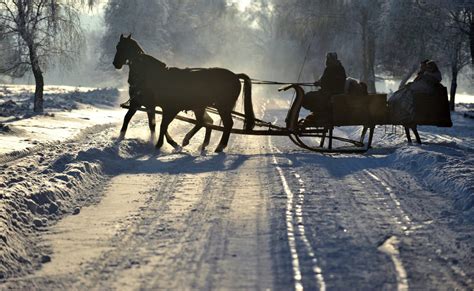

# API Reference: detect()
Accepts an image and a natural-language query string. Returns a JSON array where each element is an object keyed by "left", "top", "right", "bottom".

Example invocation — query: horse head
[{"left": 113, "top": 34, "right": 143, "bottom": 69}]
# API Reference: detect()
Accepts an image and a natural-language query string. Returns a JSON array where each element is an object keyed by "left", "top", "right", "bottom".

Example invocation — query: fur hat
[{"left": 326, "top": 52, "right": 338, "bottom": 61}]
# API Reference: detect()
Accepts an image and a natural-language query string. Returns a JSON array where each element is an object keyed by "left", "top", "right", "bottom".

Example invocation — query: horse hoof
[
  {"left": 199, "top": 143, "right": 208, "bottom": 151},
  {"left": 149, "top": 133, "right": 156, "bottom": 144},
  {"left": 172, "top": 145, "right": 182, "bottom": 153},
  {"left": 214, "top": 145, "right": 225, "bottom": 153},
  {"left": 118, "top": 132, "right": 126, "bottom": 141}
]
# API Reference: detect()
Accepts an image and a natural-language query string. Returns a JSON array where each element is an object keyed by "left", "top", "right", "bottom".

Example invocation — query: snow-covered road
[{"left": 1, "top": 88, "right": 473, "bottom": 290}]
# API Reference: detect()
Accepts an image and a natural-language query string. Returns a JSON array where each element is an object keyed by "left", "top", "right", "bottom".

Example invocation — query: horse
[{"left": 113, "top": 34, "right": 255, "bottom": 152}]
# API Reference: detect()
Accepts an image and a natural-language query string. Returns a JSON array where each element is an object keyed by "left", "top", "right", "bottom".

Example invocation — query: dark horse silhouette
[{"left": 113, "top": 34, "right": 255, "bottom": 152}]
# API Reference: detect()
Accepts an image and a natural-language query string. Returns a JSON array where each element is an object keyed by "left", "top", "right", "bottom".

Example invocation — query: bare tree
[
  {"left": 0, "top": 0, "right": 87, "bottom": 112},
  {"left": 101, "top": 0, "right": 230, "bottom": 69},
  {"left": 441, "top": 15, "right": 471, "bottom": 110},
  {"left": 349, "top": 0, "right": 384, "bottom": 93},
  {"left": 433, "top": 0, "right": 473, "bottom": 65},
  {"left": 378, "top": 0, "right": 438, "bottom": 89},
  {"left": 415, "top": 0, "right": 472, "bottom": 110}
]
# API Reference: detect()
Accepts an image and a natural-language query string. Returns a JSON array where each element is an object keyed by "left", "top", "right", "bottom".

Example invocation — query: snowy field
[{"left": 0, "top": 85, "right": 473, "bottom": 289}]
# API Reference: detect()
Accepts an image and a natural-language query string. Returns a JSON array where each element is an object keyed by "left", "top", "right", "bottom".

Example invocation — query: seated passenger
[
  {"left": 302, "top": 52, "right": 347, "bottom": 112},
  {"left": 410, "top": 60, "right": 442, "bottom": 95},
  {"left": 388, "top": 59, "right": 442, "bottom": 124}
]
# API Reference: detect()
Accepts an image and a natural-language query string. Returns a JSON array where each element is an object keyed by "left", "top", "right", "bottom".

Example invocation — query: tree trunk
[
  {"left": 360, "top": 12, "right": 376, "bottom": 93},
  {"left": 28, "top": 44, "right": 44, "bottom": 113},
  {"left": 366, "top": 30, "right": 376, "bottom": 93},
  {"left": 450, "top": 64, "right": 458, "bottom": 111},
  {"left": 398, "top": 63, "right": 418, "bottom": 89},
  {"left": 470, "top": 20, "right": 474, "bottom": 65}
]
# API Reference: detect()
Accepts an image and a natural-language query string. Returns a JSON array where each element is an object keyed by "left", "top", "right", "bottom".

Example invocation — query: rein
[{"left": 249, "top": 78, "right": 315, "bottom": 86}]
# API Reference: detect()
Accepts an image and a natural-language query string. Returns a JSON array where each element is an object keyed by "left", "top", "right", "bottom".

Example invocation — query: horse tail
[{"left": 237, "top": 73, "right": 255, "bottom": 131}]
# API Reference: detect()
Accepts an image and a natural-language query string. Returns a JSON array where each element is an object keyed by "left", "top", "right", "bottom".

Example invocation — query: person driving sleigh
[{"left": 302, "top": 52, "right": 347, "bottom": 112}]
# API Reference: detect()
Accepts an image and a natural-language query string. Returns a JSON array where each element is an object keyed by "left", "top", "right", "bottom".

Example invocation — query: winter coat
[
  {"left": 317, "top": 60, "right": 347, "bottom": 95},
  {"left": 388, "top": 69, "right": 442, "bottom": 124},
  {"left": 410, "top": 70, "right": 442, "bottom": 95}
]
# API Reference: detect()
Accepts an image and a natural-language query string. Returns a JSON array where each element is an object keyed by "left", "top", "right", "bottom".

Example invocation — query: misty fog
[{"left": 3, "top": 0, "right": 473, "bottom": 97}]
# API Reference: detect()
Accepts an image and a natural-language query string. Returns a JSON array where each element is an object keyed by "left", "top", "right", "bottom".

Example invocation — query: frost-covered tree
[
  {"left": 410, "top": 0, "right": 472, "bottom": 110},
  {"left": 274, "top": 0, "right": 383, "bottom": 92},
  {"left": 0, "top": 0, "right": 93, "bottom": 112},
  {"left": 439, "top": 0, "right": 473, "bottom": 109},
  {"left": 101, "top": 0, "right": 286, "bottom": 83},
  {"left": 432, "top": 0, "right": 473, "bottom": 65},
  {"left": 378, "top": 0, "right": 441, "bottom": 89},
  {"left": 349, "top": 0, "right": 384, "bottom": 93},
  {"left": 100, "top": 0, "right": 173, "bottom": 66},
  {"left": 272, "top": 0, "right": 354, "bottom": 80},
  {"left": 101, "top": 0, "right": 230, "bottom": 68}
]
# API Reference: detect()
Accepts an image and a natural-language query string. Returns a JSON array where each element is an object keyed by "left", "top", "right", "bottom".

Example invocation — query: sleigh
[{"left": 282, "top": 83, "right": 452, "bottom": 152}]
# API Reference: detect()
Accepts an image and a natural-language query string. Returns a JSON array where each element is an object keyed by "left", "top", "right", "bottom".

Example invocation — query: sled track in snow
[
  {"left": 269, "top": 138, "right": 326, "bottom": 291},
  {"left": 361, "top": 169, "right": 473, "bottom": 289},
  {"left": 363, "top": 170, "right": 410, "bottom": 291}
]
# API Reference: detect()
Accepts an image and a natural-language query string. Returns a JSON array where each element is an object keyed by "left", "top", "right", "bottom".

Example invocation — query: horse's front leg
[
  {"left": 119, "top": 101, "right": 139, "bottom": 139},
  {"left": 156, "top": 109, "right": 178, "bottom": 150},
  {"left": 146, "top": 107, "right": 156, "bottom": 143}
]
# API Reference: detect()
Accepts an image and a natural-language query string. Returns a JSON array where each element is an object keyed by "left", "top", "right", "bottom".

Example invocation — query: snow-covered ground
[
  {"left": 0, "top": 85, "right": 473, "bottom": 289},
  {"left": 0, "top": 85, "right": 126, "bottom": 156}
]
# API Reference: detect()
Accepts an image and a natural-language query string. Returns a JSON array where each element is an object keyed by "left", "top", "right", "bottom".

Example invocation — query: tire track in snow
[{"left": 269, "top": 139, "right": 326, "bottom": 291}]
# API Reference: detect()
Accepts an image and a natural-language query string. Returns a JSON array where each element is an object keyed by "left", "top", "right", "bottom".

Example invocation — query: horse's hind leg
[
  {"left": 404, "top": 126, "right": 412, "bottom": 143},
  {"left": 182, "top": 109, "right": 204, "bottom": 147},
  {"left": 215, "top": 109, "right": 233, "bottom": 153},
  {"left": 156, "top": 109, "right": 178, "bottom": 150},
  {"left": 202, "top": 111, "right": 213, "bottom": 150},
  {"left": 183, "top": 110, "right": 213, "bottom": 149},
  {"left": 412, "top": 126, "right": 422, "bottom": 144},
  {"left": 119, "top": 101, "right": 139, "bottom": 139},
  {"left": 165, "top": 131, "right": 180, "bottom": 149}
]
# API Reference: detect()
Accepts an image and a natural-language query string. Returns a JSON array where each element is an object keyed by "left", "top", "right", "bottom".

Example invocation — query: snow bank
[
  {"left": 0, "top": 136, "right": 151, "bottom": 280},
  {"left": 361, "top": 105, "right": 474, "bottom": 218},
  {"left": 0, "top": 84, "right": 144, "bottom": 279},
  {"left": 389, "top": 143, "right": 473, "bottom": 218}
]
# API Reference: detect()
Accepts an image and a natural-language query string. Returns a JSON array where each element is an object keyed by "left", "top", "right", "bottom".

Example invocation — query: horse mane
[
  {"left": 129, "top": 38, "right": 145, "bottom": 54},
  {"left": 129, "top": 38, "right": 167, "bottom": 69}
]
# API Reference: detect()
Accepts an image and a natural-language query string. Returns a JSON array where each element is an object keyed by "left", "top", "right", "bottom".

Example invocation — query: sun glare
[{"left": 230, "top": 0, "right": 251, "bottom": 11}]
